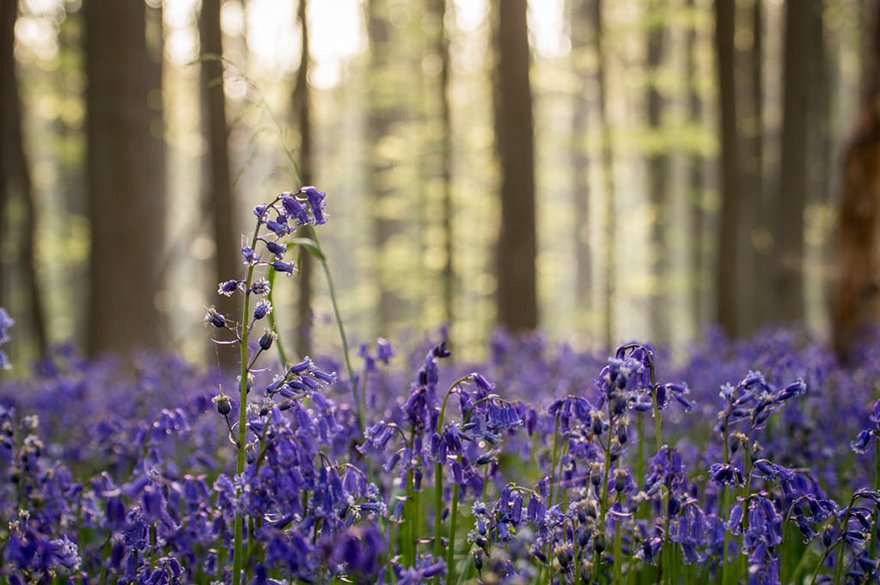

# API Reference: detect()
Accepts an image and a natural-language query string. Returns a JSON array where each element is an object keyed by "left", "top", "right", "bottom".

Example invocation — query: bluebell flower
[
  {"left": 300, "top": 186, "right": 327, "bottom": 225},
  {"left": 204, "top": 307, "right": 226, "bottom": 328},
  {"left": 253, "top": 299, "right": 272, "bottom": 320},
  {"left": 217, "top": 280, "right": 240, "bottom": 296}
]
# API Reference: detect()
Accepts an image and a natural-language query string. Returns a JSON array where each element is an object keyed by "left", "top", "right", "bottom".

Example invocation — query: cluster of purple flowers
[
  {"left": 0, "top": 307, "right": 13, "bottom": 369},
  {"left": 6, "top": 189, "right": 880, "bottom": 584}
]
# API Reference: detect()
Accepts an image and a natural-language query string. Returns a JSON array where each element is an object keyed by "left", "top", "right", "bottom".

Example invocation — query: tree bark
[
  {"left": 687, "top": 0, "right": 707, "bottom": 331},
  {"left": 428, "top": 0, "right": 455, "bottom": 331},
  {"left": 492, "top": 0, "right": 538, "bottom": 332},
  {"left": 595, "top": 0, "right": 616, "bottom": 347},
  {"left": 200, "top": 0, "right": 238, "bottom": 368},
  {"left": 365, "top": 0, "right": 399, "bottom": 332},
  {"left": 714, "top": 0, "right": 740, "bottom": 336},
  {"left": 570, "top": 0, "right": 592, "bottom": 333},
  {"left": 831, "top": 0, "right": 880, "bottom": 359},
  {"left": 646, "top": 0, "right": 669, "bottom": 346},
  {"left": 774, "top": 0, "right": 813, "bottom": 323},
  {"left": 85, "top": 0, "right": 166, "bottom": 355},
  {"left": 0, "top": 0, "right": 48, "bottom": 355}
]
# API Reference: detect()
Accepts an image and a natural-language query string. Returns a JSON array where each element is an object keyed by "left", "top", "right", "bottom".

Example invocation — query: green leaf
[{"left": 288, "top": 237, "right": 325, "bottom": 261}]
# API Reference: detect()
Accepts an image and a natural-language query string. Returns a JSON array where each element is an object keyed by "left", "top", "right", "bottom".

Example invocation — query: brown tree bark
[
  {"left": 200, "top": 0, "right": 238, "bottom": 368},
  {"left": 428, "top": 0, "right": 455, "bottom": 331},
  {"left": 492, "top": 0, "right": 538, "bottom": 332},
  {"left": 687, "top": 0, "right": 707, "bottom": 331},
  {"left": 736, "top": 0, "right": 766, "bottom": 335},
  {"left": 293, "top": 0, "right": 314, "bottom": 357},
  {"left": 595, "top": 0, "right": 616, "bottom": 347},
  {"left": 366, "top": 0, "right": 399, "bottom": 332},
  {"left": 570, "top": 0, "right": 592, "bottom": 333},
  {"left": 774, "top": 0, "right": 814, "bottom": 323},
  {"left": 714, "top": 0, "right": 740, "bottom": 336},
  {"left": 0, "top": 0, "right": 48, "bottom": 355},
  {"left": 85, "top": 0, "right": 166, "bottom": 356},
  {"left": 646, "top": 0, "right": 669, "bottom": 346},
  {"left": 831, "top": 0, "right": 880, "bottom": 359}
]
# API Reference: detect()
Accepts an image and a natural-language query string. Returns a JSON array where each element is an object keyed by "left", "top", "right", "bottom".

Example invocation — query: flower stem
[{"left": 310, "top": 230, "right": 362, "bottom": 432}]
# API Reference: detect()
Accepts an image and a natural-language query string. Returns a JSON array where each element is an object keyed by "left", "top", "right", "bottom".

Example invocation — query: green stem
[
  {"left": 870, "top": 439, "right": 880, "bottom": 579},
  {"left": 446, "top": 483, "right": 460, "bottom": 585},
  {"left": 311, "top": 230, "right": 362, "bottom": 432},
  {"left": 265, "top": 268, "right": 289, "bottom": 366},
  {"left": 433, "top": 376, "right": 473, "bottom": 574},
  {"left": 720, "top": 427, "right": 730, "bottom": 585}
]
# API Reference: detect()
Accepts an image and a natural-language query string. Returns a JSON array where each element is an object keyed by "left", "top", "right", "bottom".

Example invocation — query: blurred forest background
[{"left": 0, "top": 0, "right": 875, "bottom": 369}]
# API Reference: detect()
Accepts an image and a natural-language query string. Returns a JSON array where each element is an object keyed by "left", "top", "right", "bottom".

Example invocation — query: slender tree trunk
[
  {"left": 714, "top": 0, "right": 740, "bottom": 336},
  {"left": 293, "top": 0, "right": 314, "bottom": 357},
  {"left": 492, "top": 0, "right": 538, "bottom": 332},
  {"left": 200, "top": 0, "right": 238, "bottom": 368},
  {"left": 646, "top": 0, "right": 669, "bottom": 346},
  {"left": 687, "top": 0, "right": 707, "bottom": 331},
  {"left": 85, "top": 0, "right": 166, "bottom": 355},
  {"left": 0, "top": 0, "right": 48, "bottom": 355},
  {"left": 366, "top": 0, "right": 398, "bottom": 332},
  {"left": 570, "top": 0, "right": 593, "bottom": 334},
  {"left": 831, "top": 0, "right": 880, "bottom": 359},
  {"left": 736, "top": 0, "right": 765, "bottom": 334},
  {"left": 427, "top": 0, "right": 455, "bottom": 330},
  {"left": 595, "top": 0, "right": 616, "bottom": 347},
  {"left": 774, "top": 0, "right": 813, "bottom": 323}
]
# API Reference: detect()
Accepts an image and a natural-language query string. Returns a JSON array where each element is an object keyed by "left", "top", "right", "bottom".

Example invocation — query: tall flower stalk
[{"left": 206, "top": 187, "right": 328, "bottom": 585}]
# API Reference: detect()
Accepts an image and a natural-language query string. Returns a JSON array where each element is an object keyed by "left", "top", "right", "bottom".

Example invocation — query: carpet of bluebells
[{"left": 4, "top": 190, "right": 880, "bottom": 585}]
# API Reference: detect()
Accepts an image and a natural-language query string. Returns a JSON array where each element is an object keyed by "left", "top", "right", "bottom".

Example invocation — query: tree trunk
[
  {"left": 366, "top": 0, "right": 399, "bottom": 332},
  {"left": 646, "top": 0, "right": 669, "bottom": 346},
  {"left": 293, "top": 0, "right": 314, "bottom": 357},
  {"left": 595, "top": 0, "right": 616, "bottom": 347},
  {"left": 774, "top": 0, "right": 813, "bottom": 323},
  {"left": 714, "top": 0, "right": 740, "bottom": 336},
  {"left": 200, "top": 0, "right": 238, "bottom": 368},
  {"left": 492, "top": 0, "right": 538, "bottom": 332},
  {"left": 735, "top": 0, "right": 765, "bottom": 334},
  {"left": 85, "top": 0, "right": 166, "bottom": 355},
  {"left": 687, "top": 0, "right": 707, "bottom": 331},
  {"left": 0, "top": 0, "right": 48, "bottom": 355},
  {"left": 831, "top": 0, "right": 880, "bottom": 359},
  {"left": 570, "top": 0, "right": 592, "bottom": 334}
]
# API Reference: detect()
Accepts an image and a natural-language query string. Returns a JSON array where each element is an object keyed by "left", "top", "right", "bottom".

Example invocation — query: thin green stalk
[
  {"left": 265, "top": 268, "right": 289, "bottom": 366},
  {"left": 720, "top": 427, "right": 731, "bottom": 585},
  {"left": 310, "top": 230, "right": 362, "bottom": 432},
  {"left": 446, "top": 482, "right": 460, "bottom": 585},
  {"left": 870, "top": 439, "right": 880, "bottom": 578},
  {"left": 613, "top": 497, "right": 624, "bottom": 585},
  {"left": 433, "top": 376, "right": 472, "bottom": 574}
]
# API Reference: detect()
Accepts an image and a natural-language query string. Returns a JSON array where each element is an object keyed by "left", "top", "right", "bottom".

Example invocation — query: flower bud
[
  {"left": 259, "top": 330, "right": 277, "bottom": 351},
  {"left": 212, "top": 393, "right": 232, "bottom": 416}
]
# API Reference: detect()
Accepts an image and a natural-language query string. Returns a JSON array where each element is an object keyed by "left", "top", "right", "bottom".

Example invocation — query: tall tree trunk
[
  {"left": 714, "top": 0, "right": 740, "bottom": 336},
  {"left": 0, "top": 0, "right": 48, "bottom": 355},
  {"left": 831, "top": 0, "right": 880, "bottom": 359},
  {"left": 646, "top": 0, "right": 669, "bottom": 346},
  {"left": 595, "top": 0, "right": 616, "bottom": 347},
  {"left": 492, "top": 0, "right": 537, "bottom": 332},
  {"left": 774, "top": 0, "right": 813, "bottom": 322},
  {"left": 427, "top": 0, "right": 455, "bottom": 330},
  {"left": 200, "top": 0, "right": 238, "bottom": 368},
  {"left": 293, "top": 0, "right": 314, "bottom": 357},
  {"left": 366, "top": 0, "right": 398, "bottom": 332},
  {"left": 85, "top": 0, "right": 166, "bottom": 355},
  {"left": 570, "top": 0, "right": 593, "bottom": 334},
  {"left": 736, "top": 0, "right": 765, "bottom": 334},
  {"left": 687, "top": 0, "right": 707, "bottom": 331}
]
